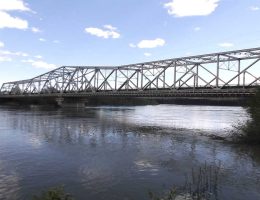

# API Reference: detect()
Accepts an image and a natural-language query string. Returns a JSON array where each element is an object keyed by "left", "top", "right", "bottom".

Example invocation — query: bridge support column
[
  {"left": 56, "top": 97, "right": 88, "bottom": 108},
  {"left": 56, "top": 97, "right": 64, "bottom": 107}
]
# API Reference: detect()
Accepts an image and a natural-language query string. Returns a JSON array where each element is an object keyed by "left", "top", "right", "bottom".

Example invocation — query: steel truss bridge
[{"left": 1, "top": 47, "right": 260, "bottom": 99}]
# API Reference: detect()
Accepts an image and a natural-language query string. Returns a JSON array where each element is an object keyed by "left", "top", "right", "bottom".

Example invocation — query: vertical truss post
[
  {"left": 62, "top": 67, "right": 65, "bottom": 92},
  {"left": 81, "top": 69, "right": 84, "bottom": 91},
  {"left": 76, "top": 69, "right": 79, "bottom": 91},
  {"left": 126, "top": 69, "right": 129, "bottom": 90},
  {"left": 163, "top": 68, "right": 166, "bottom": 88},
  {"left": 37, "top": 80, "right": 40, "bottom": 94},
  {"left": 104, "top": 71, "right": 107, "bottom": 91},
  {"left": 96, "top": 69, "right": 99, "bottom": 91},
  {"left": 156, "top": 75, "right": 158, "bottom": 90},
  {"left": 196, "top": 64, "right": 199, "bottom": 88},
  {"left": 173, "top": 61, "right": 177, "bottom": 89},
  {"left": 93, "top": 69, "right": 96, "bottom": 89},
  {"left": 136, "top": 70, "right": 139, "bottom": 90},
  {"left": 216, "top": 54, "right": 220, "bottom": 88},
  {"left": 238, "top": 59, "right": 241, "bottom": 86},
  {"left": 141, "top": 65, "right": 144, "bottom": 89},
  {"left": 115, "top": 69, "right": 117, "bottom": 91},
  {"left": 243, "top": 71, "right": 246, "bottom": 88}
]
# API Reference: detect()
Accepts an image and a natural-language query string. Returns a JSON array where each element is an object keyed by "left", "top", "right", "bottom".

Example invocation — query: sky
[{"left": 0, "top": 0, "right": 260, "bottom": 85}]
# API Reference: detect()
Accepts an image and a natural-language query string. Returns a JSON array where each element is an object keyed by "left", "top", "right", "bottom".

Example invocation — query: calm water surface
[{"left": 0, "top": 105, "right": 260, "bottom": 200}]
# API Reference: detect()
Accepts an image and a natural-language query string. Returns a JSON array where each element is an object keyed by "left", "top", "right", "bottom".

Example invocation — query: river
[{"left": 0, "top": 105, "right": 259, "bottom": 200}]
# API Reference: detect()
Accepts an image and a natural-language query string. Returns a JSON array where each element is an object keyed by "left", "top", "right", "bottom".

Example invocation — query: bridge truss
[{"left": 1, "top": 47, "right": 260, "bottom": 97}]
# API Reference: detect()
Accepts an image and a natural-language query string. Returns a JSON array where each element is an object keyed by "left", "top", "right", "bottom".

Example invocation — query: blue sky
[{"left": 0, "top": 0, "right": 260, "bottom": 85}]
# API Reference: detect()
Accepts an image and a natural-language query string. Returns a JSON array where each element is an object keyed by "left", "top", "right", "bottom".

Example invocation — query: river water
[{"left": 0, "top": 105, "right": 260, "bottom": 200}]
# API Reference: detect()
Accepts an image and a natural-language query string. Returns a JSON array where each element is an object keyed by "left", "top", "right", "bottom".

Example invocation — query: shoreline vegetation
[
  {"left": 32, "top": 186, "right": 73, "bottom": 200},
  {"left": 231, "top": 87, "right": 260, "bottom": 144},
  {"left": 32, "top": 163, "right": 221, "bottom": 200},
  {"left": 149, "top": 163, "right": 221, "bottom": 200}
]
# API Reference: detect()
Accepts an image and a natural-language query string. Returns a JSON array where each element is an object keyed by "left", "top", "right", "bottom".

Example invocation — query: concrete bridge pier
[
  {"left": 55, "top": 97, "right": 88, "bottom": 108},
  {"left": 56, "top": 97, "right": 64, "bottom": 107}
]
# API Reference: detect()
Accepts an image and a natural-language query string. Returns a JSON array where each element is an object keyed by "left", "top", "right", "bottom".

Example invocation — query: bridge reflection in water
[{"left": 0, "top": 105, "right": 259, "bottom": 200}]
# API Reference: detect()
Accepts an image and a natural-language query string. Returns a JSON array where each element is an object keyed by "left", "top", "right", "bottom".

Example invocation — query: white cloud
[
  {"left": 21, "top": 58, "right": 34, "bottom": 63},
  {"left": 31, "top": 27, "right": 41, "bottom": 33},
  {"left": 0, "top": 56, "right": 12, "bottom": 62},
  {"left": 0, "top": 11, "right": 28, "bottom": 29},
  {"left": 0, "top": 0, "right": 31, "bottom": 30},
  {"left": 0, "top": 50, "right": 11, "bottom": 55},
  {"left": 0, "top": 49, "right": 27, "bottom": 62},
  {"left": 0, "top": 41, "right": 4, "bottom": 48},
  {"left": 144, "top": 53, "right": 152, "bottom": 57},
  {"left": 194, "top": 27, "right": 201, "bottom": 31},
  {"left": 137, "top": 38, "right": 165, "bottom": 48},
  {"left": 250, "top": 6, "right": 259, "bottom": 11},
  {"left": 218, "top": 42, "right": 234, "bottom": 48},
  {"left": 129, "top": 43, "right": 136, "bottom": 48},
  {"left": 53, "top": 40, "right": 60, "bottom": 44},
  {"left": 85, "top": 25, "right": 120, "bottom": 39},
  {"left": 103, "top": 24, "right": 117, "bottom": 30},
  {"left": 21, "top": 57, "right": 56, "bottom": 69},
  {"left": 19, "top": 52, "right": 28, "bottom": 56},
  {"left": 31, "top": 60, "right": 56, "bottom": 69},
  {"left": 34, "top": 55, "right": 42, "bottom": 59},
  {"left": 0, "top": 50, "right": 28, "bottom": 56},
  {"left": 0, "top": 0, "right": 30, "bottom": 11},
  {"left": 164, "top": 0, "right": 219, "bottom": 17},
  {"left": 1, "top": 49, "right": 55, "bottom": 70},
  {"left": 39, "top": 38, "right": 46, "bottom": 42}
]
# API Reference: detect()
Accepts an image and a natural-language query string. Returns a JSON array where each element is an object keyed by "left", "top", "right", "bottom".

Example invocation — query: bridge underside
[
  {"left": 0, "top": 47, "right": 260, "bottom": 106},
  {"left": 0, "top": 88, "right": 254, "bottom": 107},
  {"left": 0, "top": 87, "right": 256, "bottom": 98}
]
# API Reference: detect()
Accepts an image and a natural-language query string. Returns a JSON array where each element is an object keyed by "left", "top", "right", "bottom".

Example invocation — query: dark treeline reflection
[{"left": 0, "top": 105, "right": 260, "bottom": 200}]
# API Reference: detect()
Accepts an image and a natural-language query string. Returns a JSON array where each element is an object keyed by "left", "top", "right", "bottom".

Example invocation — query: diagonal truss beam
[{"left": 1, "top": 47, "right": 260, "bottom": 95}]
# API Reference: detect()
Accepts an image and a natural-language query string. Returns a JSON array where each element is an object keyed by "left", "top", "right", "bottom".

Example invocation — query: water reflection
[
  {"left": 0, "top": 105, "right": 259, "bottom": 200},
  {"left": 92, "top": 105, "right": 248, "bottom": 134},
  {"left": 0, "top": 160, "right": 20, "bottom": 200}
]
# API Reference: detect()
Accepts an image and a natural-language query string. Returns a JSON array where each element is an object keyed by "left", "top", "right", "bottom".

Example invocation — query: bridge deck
[{"left": 0, "top": 87, "right": 256, "bottom": 99}]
